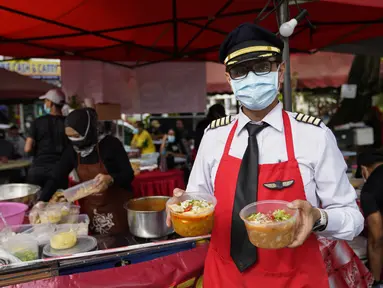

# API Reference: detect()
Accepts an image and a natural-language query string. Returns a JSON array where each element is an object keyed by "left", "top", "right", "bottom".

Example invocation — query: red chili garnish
[{"left": 184, "top": 205, "right": 193, "bottom": 212}]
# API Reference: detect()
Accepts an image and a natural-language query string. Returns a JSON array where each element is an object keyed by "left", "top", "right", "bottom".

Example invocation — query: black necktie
[{"left": 231, "top": 122, "right": 268, "bottom": 272}]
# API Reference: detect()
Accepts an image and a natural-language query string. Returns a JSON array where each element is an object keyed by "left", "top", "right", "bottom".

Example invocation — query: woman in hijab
[{"left": 40, "top": 108, "right": 134, "bottom": 235}]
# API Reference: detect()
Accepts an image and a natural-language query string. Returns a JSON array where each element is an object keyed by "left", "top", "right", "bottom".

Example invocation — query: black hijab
[{"left": 65, "top": 108, "right": 99, "bottom": 152}]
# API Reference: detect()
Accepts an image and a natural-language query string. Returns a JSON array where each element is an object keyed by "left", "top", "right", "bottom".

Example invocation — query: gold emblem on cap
[{"left": 224, "top": 46, "right": 281, "bottom": 65}]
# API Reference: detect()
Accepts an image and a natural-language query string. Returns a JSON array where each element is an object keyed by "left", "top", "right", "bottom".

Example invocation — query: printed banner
[{"left": 0, "top": 60, "right": 60, "bottom": 80}]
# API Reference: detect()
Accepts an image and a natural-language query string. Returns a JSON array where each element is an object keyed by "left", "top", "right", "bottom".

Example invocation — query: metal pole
[{"left": 278, "top": 0, "right": 293, "bottom": 112}]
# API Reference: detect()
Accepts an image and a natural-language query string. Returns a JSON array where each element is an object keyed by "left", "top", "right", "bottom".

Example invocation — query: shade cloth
[
  {"left": 0, "top": 1, "right": 382, "bottom": 64},
  {"left": 0, "top": 68, "right": 56, "bottom": 100},
  {"left": 132, "top": 169, "right": 185, "bottom": 198}
]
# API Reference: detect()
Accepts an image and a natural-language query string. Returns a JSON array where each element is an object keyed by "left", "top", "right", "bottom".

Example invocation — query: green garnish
[
  {"left": 13, "top": 250, "right": 38, "bottom": 262},
  {"left": 247, "top": 212, "right": 261, "bottom": 221},
  {"left": 246, "top": 209, "right": 292, "bottom": 223},
  {"left": 272, "top": 209, "right": 292, "bottom": 221}
]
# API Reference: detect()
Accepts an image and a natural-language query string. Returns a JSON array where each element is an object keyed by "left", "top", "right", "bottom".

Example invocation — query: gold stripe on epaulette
[
  {"left": 296, "top": 113, "right": 304, "bottom": 121},
  {"left": 208, "top": 116, "right": 234, "bottom": 130},
  {"left": 294, "top": 113, "right": 322, "bottom": 127},
  {"left": 211, "top": 120, "right": 217, "bottom": 129}
]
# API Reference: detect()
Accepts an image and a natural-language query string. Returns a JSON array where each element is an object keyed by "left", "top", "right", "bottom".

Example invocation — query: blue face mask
[
  {"left": 167, "top": 135, "right": 176, "bottom": 143},
  {"left": 230, "top": 69, "right": 280, "bottom": 111},
  {"left": 132, "top": 128, "right": 139, "bottom": 135},
  {"left": 44, "top": 103, "right": 51, "bottom": 114}
]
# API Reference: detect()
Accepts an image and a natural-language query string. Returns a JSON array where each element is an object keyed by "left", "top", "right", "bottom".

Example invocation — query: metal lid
[{"left": 42, "top": 236, "right": 97, "bottom": 257}]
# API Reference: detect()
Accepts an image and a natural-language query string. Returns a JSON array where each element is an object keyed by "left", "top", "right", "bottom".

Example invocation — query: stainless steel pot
[
  {"left": 125, "top": 196, "right": 174, "bottom": 238},
  {"left": 0, "top": 184, "right": 41, "bottom": 206}
]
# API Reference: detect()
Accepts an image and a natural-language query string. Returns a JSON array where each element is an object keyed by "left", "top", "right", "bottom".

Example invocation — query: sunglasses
[{"left": 228, "top": 61, "right": 278, "bottom": 80}]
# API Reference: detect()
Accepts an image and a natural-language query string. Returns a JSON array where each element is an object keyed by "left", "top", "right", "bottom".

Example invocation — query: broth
[{"left": 128, "top": 198, "right": 168, "bottom": 212}]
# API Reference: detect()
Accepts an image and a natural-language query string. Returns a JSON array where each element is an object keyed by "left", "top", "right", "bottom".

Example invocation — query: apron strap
[
  {"left": 282, "top": 110, "right": 295, "bottom": 160},
  {"left": 223, "top": 120, "right": 238, "bottom": 156}
]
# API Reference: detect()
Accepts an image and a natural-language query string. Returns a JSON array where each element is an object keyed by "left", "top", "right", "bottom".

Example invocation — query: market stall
[
  {"left": 132, "top": 170, "right": 185, "bottom": 198},
  {"left": 0, "top": 236, "right": 209, "bottom": 287},
  {"left": 0, "top": 182, "right": 215, "bottom": 287}
]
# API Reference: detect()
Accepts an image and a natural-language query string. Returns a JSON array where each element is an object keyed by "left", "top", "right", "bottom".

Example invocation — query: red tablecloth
[{"left": 132, "top": 169, "right": 185, "bottom": 198}]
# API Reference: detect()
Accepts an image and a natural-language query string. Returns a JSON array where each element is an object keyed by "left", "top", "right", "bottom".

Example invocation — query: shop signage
[{"left": 0, "top": 60, "right": 60, "bottom": 79}]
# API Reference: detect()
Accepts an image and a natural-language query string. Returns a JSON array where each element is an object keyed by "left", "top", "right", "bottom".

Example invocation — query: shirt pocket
[{"left": 298, "top": 164, "right": 314, "bottom": 188}]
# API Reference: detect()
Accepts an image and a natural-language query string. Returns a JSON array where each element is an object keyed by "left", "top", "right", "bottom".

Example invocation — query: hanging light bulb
[
  {"left": 279, "top": 19, "right": 298, "bottom": 37},
  {"left": 279, "top": 9, "right": 308, "bottom": 37}
]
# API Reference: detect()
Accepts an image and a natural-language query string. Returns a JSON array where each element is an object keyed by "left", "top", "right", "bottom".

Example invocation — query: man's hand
[
  {"left": 287, "top": 200, "right": 321, "bottom": 248},
  {"left": 95, "top": 173, "right": 114, "bottom": 192},
  {"left": 166, "top": 188, "right": 185, "bottom": 227}
]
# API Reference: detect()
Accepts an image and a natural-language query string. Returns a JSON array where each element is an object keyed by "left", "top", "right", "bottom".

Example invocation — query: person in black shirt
[
  {"left": 195, "top": 104, "right": 226, "bottom": 152},
  {"left": 40, "top": 108, "right": 134, "bottom": 235},
  {"left": 358, "top": 149, "right": 383, "bottom": 286},
  {"left": 25, "top": 89, "right": 68, "bottom": 189}
]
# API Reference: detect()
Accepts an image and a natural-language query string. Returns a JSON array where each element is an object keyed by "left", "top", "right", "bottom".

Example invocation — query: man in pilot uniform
[{"left": 167, "top": 23, "right": 371, "bottom": 287}]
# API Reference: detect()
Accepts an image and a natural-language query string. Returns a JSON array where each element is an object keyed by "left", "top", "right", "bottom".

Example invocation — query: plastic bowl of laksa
[
  {"left": 239, "top": 200, "right": 298, "bottom": 249},
  {"left": 167, "top": 193, "right": 217, "bottom": 237}
]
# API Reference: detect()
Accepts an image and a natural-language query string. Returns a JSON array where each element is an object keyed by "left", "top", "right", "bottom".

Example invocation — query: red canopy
[{"left": 0, "top": 0, "right": 382, "bottom": 66}]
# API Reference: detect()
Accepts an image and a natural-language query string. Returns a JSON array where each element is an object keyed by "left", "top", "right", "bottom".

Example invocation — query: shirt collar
[{"left": 236, "top": 102, "right": 283, "bottom": 135}]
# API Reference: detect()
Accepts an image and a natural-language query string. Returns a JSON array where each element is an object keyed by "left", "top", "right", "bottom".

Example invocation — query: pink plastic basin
[{"left": 0, "top": 202, "right": 28, "bottom": 230}]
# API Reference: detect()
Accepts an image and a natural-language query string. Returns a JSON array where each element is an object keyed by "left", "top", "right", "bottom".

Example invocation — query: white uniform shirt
[{"left": 187, "top": 102, "right": 364, "bottom": 241}]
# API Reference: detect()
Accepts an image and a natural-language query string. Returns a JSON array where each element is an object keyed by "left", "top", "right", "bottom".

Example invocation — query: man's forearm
[{"left": 368, "top": 242, "right": 383, "bottom": 281}]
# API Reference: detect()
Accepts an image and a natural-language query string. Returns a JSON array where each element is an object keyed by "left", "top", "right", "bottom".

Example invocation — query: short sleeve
[
  {"left": 360, "top": 192, "right": 379, "bottom": 218},
  {"left": 28, "top": 120, "right": 37, "bottom": 139}
]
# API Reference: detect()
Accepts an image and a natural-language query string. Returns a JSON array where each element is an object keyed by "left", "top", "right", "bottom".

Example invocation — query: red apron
[{"left": 203, "top": 111, "right": 372, "bottom": 288}]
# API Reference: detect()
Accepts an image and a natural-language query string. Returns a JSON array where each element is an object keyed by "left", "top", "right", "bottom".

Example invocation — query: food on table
[
  {"left": 39, "top": 207, "right": 62, "bottom": 224},
  {"left": 50, "top": 231, "right": 77, "bottom": 250},
  {"left": 168, "top": 199, "right": 215, "bottom": 237},
  {"left": 13, "top": 249, "right": 38, "bottom": 262},
  {"left": 128, "top": 198, "right": 168, "bottom": 212},
  {"left": 30, "top": 203, "right": 80, "bottom": 225},
  {"left": 242, "top": 205, "right": 296, "bottom": 249},
  {"left": 49, "top": 190, "right": 67, "bottom": 204},
  {"left": 2, "top": 234, "right": 38, "bottom": 262}
]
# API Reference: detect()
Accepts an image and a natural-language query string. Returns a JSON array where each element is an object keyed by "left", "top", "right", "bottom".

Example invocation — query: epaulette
[
  {"left": 208, "top": 116, "right": 234, "bottom": 130},
  {"left": 294, "top": 113, "right": 322, "bottom": 127}
]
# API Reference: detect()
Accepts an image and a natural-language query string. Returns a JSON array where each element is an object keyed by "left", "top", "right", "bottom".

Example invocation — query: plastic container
[
  {"left": 60, "top": 205, "right": 80, "bottom": 224},
  {"left": 0, "top": 202, "right": 28, "bottom": 230},
  {"left": 167, "top": 193, "right": 217, "bottom": 237},
  {"left": 22, "top": 224, "right": 56, "bottom": 245},
  {"left": 239, "top": 200, "right": 298, "bottom": 249},
  {"left": 2, "top": 234, "right": 38, "bottom": 262},
  {"left": 38, "top": 205, "right": 62, "bottom": 224},
  {"left": 10, "top": 214, "right": 90, "bottom": 239},
  {"left": 54, "top": 215, "right": 90, "bottom": 236},
  {"left": 63, "top": 179, "right": 99, "bottom": 202}
]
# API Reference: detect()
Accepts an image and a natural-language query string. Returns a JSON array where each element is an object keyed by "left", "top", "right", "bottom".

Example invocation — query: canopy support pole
[{"left": 278, "top": 0, "right": 293, "bottom": 112}]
